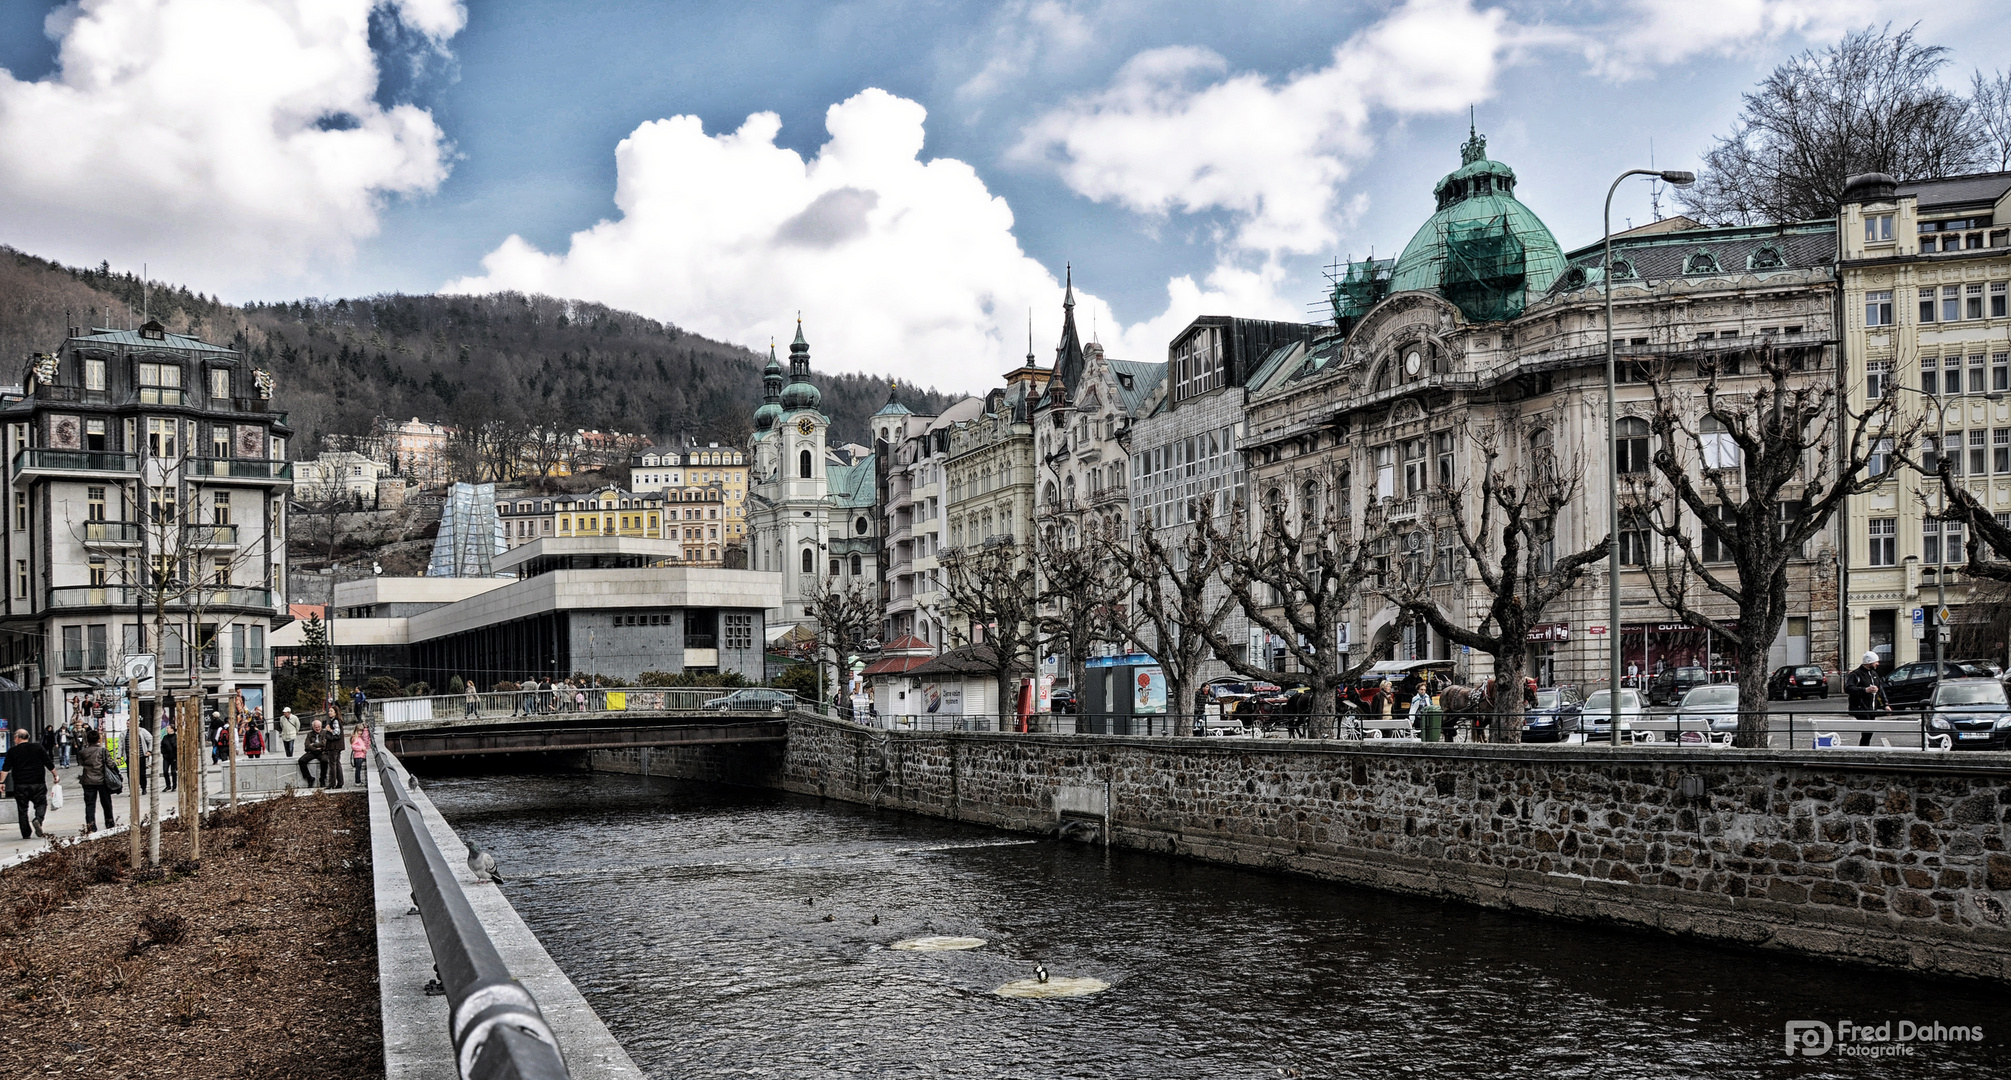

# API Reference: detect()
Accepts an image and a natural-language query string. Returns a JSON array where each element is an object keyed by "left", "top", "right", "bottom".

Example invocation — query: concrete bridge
[{"left": 375, "top": 688, "right": 795, "bottom": 758}]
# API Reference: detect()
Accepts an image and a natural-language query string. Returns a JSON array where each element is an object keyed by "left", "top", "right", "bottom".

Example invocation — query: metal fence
[
  {"left": 373, "top": 742, "right": 573, "bottom": 1080},
  {"left": 373, "top": 687, "right": 801, "bottom": 726}
]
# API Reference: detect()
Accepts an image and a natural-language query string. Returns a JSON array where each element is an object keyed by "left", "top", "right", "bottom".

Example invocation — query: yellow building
[
  {"left": 499, "top": 486, "right": 727, "bottom": 559},
  {"left": 1838, "top": 171, "right": 2011, "bottom": 671},
  {"left": 631, "top": 438, "right": 748, "bottom": 554}
]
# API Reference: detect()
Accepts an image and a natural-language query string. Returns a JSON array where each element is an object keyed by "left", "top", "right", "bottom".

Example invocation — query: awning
[{"left": 1367, "top": 659, "right": 1456, "bottom": 676}]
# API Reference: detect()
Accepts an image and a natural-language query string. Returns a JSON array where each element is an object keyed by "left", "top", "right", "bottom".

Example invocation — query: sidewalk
[{"left": 3, "top": 747, "right": 353, "bottom": 869}]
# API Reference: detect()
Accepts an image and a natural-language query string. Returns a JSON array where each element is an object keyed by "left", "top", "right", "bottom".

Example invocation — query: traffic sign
[{"left": 1938, "top": 606, "right": 1952, "bottom": 625}]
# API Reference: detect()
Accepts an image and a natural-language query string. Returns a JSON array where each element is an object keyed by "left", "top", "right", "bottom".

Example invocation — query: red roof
[
  {"left": 880, "top": 634, "right": 932, "bottom": 654},
  {"left": 861, "top": 655, "right": 933, "bottom": 677}
]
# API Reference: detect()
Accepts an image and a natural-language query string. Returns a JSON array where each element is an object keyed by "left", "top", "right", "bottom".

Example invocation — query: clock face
[
  {"left": 1404, "top": 349, "right": 1423, "bottom": 376},
  {"left": 796, "top": 417, "right": 816, "bottom": 436}
]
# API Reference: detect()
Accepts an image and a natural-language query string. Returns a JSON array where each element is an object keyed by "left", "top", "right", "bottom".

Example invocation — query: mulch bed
[{"left": 0, "top": 792, "right": 382, "bottom": 1080}]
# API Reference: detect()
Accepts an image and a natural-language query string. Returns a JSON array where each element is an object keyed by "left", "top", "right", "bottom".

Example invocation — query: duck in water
[{"left": 1035, "top": 963, "right": 1048, "bottom": 984}]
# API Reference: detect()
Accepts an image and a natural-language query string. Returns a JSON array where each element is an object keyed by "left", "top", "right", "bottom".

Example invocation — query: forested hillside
[{"left": 0, "top": 245, "right": 957, "bottom": 453}]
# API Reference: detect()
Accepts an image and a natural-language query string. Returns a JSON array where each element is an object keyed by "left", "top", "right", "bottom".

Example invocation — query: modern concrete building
[
  {"left": 1837, "top": 170, "right": 2011, "bottom": 671},
  {"left": 279, "top": 535, "right": 780, "bottom": 687},
  {"left": 0, "top": 320, "right": 293, "bottom": 728}
]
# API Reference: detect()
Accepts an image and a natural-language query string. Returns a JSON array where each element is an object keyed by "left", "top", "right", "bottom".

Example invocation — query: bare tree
[
  {"left": 1635, "top": 342, "right": 1906, "bottom": 747},
  {"left": 1388, "top": 424, "right": 1609, "bottom": 740},
  {"left": 803, "top": 571, "right": 879, "bottom": 714},
  {"left": 1973, "top": 68, "right": 2011, "bottom": 172},
  {"left": 1107, "top": 504, "right": 1244, "bottom": 731},
  {"left": 1683, "top": 25, "right": 1983, "bottom": 225},
  {"left": 1202, "top": 471, "right": 1396, "bottom": 735},
  {"left": 1033, "top": 522, "right": 1122, "bottom": 708},
  {"left": 937, "top": 538, "right": 1039, "bottom": 724},
  {"left": 289, "top": 474, "right": 362, "bottom": 568}
]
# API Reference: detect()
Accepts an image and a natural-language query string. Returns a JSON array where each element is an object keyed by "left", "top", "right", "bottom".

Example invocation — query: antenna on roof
[
  {"left": 142, "top": 263, "right": 148, "bottom": 324},
  {"left": 1648, "top": 139, "right": 1664, "bottom": 221}
]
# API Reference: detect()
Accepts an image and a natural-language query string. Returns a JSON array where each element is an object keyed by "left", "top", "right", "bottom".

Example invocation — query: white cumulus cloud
[
  {"left": 1578, "top": 0, "right": 1888, "bottom": 78},
  {"left": 0, "top": 0, "right": 463, "bottom": 291},
  {"left": 1012, "top": 0, "right": 1511, "bottom": 256},
  {"left": 447, "top": 88, "right": 1267, "bottom": 393}
]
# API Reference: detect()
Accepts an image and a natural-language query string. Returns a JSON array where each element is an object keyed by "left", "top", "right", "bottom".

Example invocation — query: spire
[
  {"left": 792, "top": 312, "right": 807, "bottom": 347},
  {"left": 1460, "top": 107, "right": 1487, "bottom": 166},
  {"left": 1026, "top": 310, "right": 1035, "bottom": 367},
  {"left": 781, "top": 314, "right": 822, "bottom": 411},
  {"left": 1052, "top": 265, "right": 1085, "bottom": 394}
]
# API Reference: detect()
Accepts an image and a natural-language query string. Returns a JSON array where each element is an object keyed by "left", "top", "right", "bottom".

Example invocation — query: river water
[{"left": 424, "top": 772, "right": 2009, "bottom": 1078}]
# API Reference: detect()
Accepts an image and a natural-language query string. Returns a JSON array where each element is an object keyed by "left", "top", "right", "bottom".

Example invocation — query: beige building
[
  {"left": 1838, "top": 171, "right": 2011, "bottom": 670},
  {"left": 630, "top": 437, "right": 749, "bottom": 552}
]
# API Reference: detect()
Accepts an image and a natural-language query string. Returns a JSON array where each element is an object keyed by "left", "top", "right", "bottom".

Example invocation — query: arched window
[
  {"left": 799, "top": 449, "right": 813, "bottom": 478},
  {"left": 1300, "top": 479, "right": 1321, "bottom": 525},
  {"left": 800, "top": 548, "right": 815, "bottom": 574},
  {"left": 1063, "top": 476, "right": 1076, "bottom": 505},
  {"left": 850, "top": 554, "right": 862, "bottom": 576},
  {"left": 1616, "top": 417, "right": 1651, "bottom": 474},
  {"left": 1529, "top": 428, "right": 1555, "bottom": 479},
  {"left": 1683, "top": 249, "right": 1720, "bottom": 275}
]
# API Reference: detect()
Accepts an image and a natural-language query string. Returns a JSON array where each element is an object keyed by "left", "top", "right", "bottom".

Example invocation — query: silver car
[
  {"left": 1677, "top": 684, "right": 1742, "bottom": 736},
  {"left": 1580, "top": 688, "right": 1644, "bottom": 740},
  {"left": 1926, "top": 678, "right": 2011, "bottom": 750}
]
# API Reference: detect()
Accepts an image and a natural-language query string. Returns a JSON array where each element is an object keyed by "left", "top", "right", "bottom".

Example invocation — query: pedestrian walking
[
  {"left": 1845, "top": 652, "right": 1888, "bottom": 722},
  {"left": 349, "top": 726, "right": 370, "bottom": 786},
  {"left": 243, "top": 717, "right": 265, "bottom": 758},
  {"left": 57, "top": 721, "right": 73, "bottom": 767},
  {"left": 160, "top": 720, "right": 178, "bottom": 792},
  {"left": 211, "top": 713, "right": 230, "bottom": 764},
  {"left": 133, "top": 720, "right": 154, "bottom": 794},
  {"left": 278, "top": 707, "right": 299, "bottom": 757},
  {"left": 463, "top": 677, "right": 480, "bottom": 718},
  {"left": 351, "top": 686, "right": 370, "bottom": 726},
  {"left": 76, "top": 728, "right": 116, "bottom": 833},
  {"left": 4, "top": 728, "right": 53, "bottom": 839}
]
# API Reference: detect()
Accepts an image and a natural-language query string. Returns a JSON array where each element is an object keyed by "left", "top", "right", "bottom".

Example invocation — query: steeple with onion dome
[
  {"left": 753, "top": 341, "right": 784, "bottom": 434},
  {"left": 780, "top": 317, "right": 823, "bottom": 412}
]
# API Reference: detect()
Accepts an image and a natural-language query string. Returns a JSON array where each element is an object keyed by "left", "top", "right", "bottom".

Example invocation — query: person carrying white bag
[{"left": 4, "top": 728, "right": 56, "bottom": 838}]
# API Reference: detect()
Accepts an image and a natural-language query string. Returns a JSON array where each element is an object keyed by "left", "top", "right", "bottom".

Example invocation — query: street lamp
[
  {"left": 1889, "top": 384, "right": 2001, "bottom": 708},
  {"left": 1605, "top": 167, "right": 1694, "bottom": 747}
]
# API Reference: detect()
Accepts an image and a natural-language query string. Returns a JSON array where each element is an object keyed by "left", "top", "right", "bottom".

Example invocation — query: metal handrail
[{"left": 373, "top": 742, "right": 572, "bottom": 1080}]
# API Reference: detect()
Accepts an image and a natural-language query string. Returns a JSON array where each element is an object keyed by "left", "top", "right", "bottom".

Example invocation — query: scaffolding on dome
[
  {"left": 426, "top": 482, "right": 509, "bottom": 577},
  {"left": 1440, "top": 214, "right": 1529, "bottom": 324},
  {"left": 1324, "top": 256, "right": 1394, "bottom": 332}
]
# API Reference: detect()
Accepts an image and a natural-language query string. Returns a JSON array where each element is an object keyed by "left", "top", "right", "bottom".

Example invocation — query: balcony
[
  {"left": 1088, "top": 486, "right": 1126, "bottom": 507},
  {"left": 189, "top": 458, "right": 292, "bottom": 483},
  {"left": 81, "top": 520, "right": 142, "bottom": 546},
  {"left": 46, "top": 585, "right": 274, "bottom": 611},
  {"left": 188, "top": 523, "right": 239, "bottom": 547},
  {"left": 13, "top": 448, "right": 141, "bottom": 483},
  {"left": 58, "top": 649, "right": 109, "bottom": 674},
  {"left": 231, "top": 647, "right": 271, "bottom": 671}
]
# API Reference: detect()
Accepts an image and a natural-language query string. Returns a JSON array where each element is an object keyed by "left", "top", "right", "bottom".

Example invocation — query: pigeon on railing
[{"left": 465, "top": 840, "right": 504, "bottom": 883}]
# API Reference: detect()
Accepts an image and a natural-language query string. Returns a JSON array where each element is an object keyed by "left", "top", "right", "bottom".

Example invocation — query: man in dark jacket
[
  {"left": 1845, "top": 652, "right": 1887, "bottom": 721},
  {"left": 302, "top": 719, "right": 328, "bottom": 787},
  {"left": 4, "top": 728, "right": 52, "bottom": 838}
]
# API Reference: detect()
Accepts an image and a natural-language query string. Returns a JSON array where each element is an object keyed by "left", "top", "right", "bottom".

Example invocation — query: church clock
[{"left": 797, "top": 417, "right": 816, "bottom": 436}]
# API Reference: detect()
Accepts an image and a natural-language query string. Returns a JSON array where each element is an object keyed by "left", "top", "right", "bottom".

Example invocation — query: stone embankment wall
[{"left": 591, "top": 718, "right": 2011, "bottom": 981}]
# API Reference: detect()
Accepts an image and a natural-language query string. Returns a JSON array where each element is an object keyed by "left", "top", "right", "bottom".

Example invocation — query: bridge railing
[
  {"left": 372, "top": 739, "right": 573, "bottom": 1080},
  {"left": 373, "top": 687, "right": 801, "bottom": 726}
]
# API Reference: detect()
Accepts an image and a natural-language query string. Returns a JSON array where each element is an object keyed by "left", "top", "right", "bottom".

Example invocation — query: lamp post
[
  {"left": 1890, "top": 384, "right": 2002, "bottom": 709},
  {"left": 1605, "top": 167, "right": 1694, "bottom": 747}
]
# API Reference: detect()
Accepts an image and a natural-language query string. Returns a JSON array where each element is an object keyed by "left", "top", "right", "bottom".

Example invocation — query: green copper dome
[
  {"left": 780, "top": 319, "right": 823, "bottom": 411},
  {"left": 1387, "top": 127, "right": 1566, "bottom": 323}
]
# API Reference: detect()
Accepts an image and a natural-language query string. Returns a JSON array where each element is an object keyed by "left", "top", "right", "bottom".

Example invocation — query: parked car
[
  {"left": 1882, "top": 661, "right": 1979, "bottom": 711},
  {"left": 1521, "top": 686, "right": 1584, "bottom": 743},
  {"left": 1926, "top": 678, "right": 2011, "bottom": 750},
  {"left": 1955, "top": 659, "right": 2006, "bottom": 679},
  {"left": 1580, "top": 688, "right": 1644, "bottom": 740},
  {"left": 1677, "top": 684, "right": 1742, "bottom": 737},
  {"left": 1648, "top": 666, "right": 1709, "bottom": 706},
  {"left": 702, "top": 688, "right": 796, "bottom": 712},
  {"left": 1766, "top": 664, "right": 1829, "bottom": 701},
  {"left": 1048, "top": 687, "right": 1078, "bottom": 714}
]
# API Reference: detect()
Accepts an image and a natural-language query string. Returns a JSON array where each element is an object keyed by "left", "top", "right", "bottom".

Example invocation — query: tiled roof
[
  {"left": 1557, "top": 221, "right": 1835, "bottom": 291},
  {"left": 1898, "top": 172, "right": 2011, "bottom": 210},
  {"left": 827, "top": 458, "right": 878, "bottom": 508},
  {"left": 1104, "top": 358, "right": 1167, "bottom": 417},
  {"left": 72, "top": 326, "right": 236, "bottom": 355}
]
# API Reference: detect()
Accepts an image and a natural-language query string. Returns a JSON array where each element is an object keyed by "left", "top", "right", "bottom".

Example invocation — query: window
[
  {"left": 799, "top": 449, "right": 813, "bottom": 478},
  {"left": 1618, "top": 512, "right": 1651, "bottom": 566},
  {"left": 209, "top": 367, "right": 230, "bottom": 401},
  {"left": 1944, "top": 285, "right": 1962, "bottom": 323},
  {"left": 1865, "top": 290, "right": 1893, "bottom": 326},
  {"left": 1374, "top": 445, "right": 1394, "bottom": 499},
  {"left": 212, "top": 557, "right": 230, "bottom": 586},
  {"left": 12, "top": 560, "right": 24, "bottom": 599},
  {"left": 1997, "top": 353, "right": 2010, "bottom": 393},
  {"left": 1778, "top": 501, "right": 1807, "bottom": 558},
  {"left": 1923, "top": 433, "right": 1949, "bottom": 476},
  {"left": 1996, "top": 429, "right": 2009, "bottom": 474},
  {"left": 850, "top": 554, "right": 863, "bottom": 576},
  {"left": 1971, "top": 354, "right": 1988, "bottom": 394},
  {"left": 11, "top": 491, "right": 22, "bottom": 531},
  {"left": 88, "top": 556, "right": 107, "bottom": 586},
  {"left": 61, "top": 625, "right": 81, "bottom": 671},
  {"left": 1920, "top": 288, "right": 1938, "bottom": 323},
  {"left": 148, "top": 486, "right": 176, "bottom": 524},
  {"left": 147, "top": 418, "right": 176, "bottom": 459},
  {"left": 1971, "top": 429, "right": 1988, "bottom": 476},
  {"left": 1867, "top": 518, "right": 1896, "bottom": 566},
  {"left": 1995, "top": 283, "right": 2007, "bottom": 319},
  {"left": 137, "top": 362, "right": 182, "bottom": 404},
  {"left": 84, "top": 357, "right": 105, "bottom": 391},
  {"left": 1947, "top": 356, "right": 1964, "bottom": 396},
  {"left": 1615, "top": 417, "right": 1650, "bottom": 474},
  {"left": 1922, "top": 356, "right": 1939, "bottom": 394},
  {"left": 1700, "top": 415, "right": 1740, "bottom": 470},
  {"left": 723, "top": 613, "right": 753, "bottom": 651},
  {"left": 86, "top": 486, "right": 105, "bottom": 521},
  {"left": 1701, "top": 505, "right": 1732, "bottom": 563},
  {"left": 1870, "top": 437, "right": 1894, "bottom": 478},
  {"left": 1402, "top": 438, "right": 1428, "bottom": 496},
  {"left": 800, "top": 548, "right": 814, "bottom": 574},
  {"left": 1969, "top": 284, "right": 1987, "bottom": 321},
  {"left": 1925, "top": 520, "right": 1945, "bottom": 564},
  {"left": 1866, "top": 214, "right": 1894, "bottom": 242},
  {"left": 1435, "top": 432, "right": 1455, "bottom": 489}
]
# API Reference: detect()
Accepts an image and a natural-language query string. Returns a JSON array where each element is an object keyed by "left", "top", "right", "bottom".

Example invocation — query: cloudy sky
[{"left": 1, "top": 0, "right": 2008, "bottom": 392}]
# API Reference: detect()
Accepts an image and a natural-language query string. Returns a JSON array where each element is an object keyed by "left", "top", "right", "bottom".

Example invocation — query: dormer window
[
  {"left": 1748, "top": 245, "right": 1784, "bottom": 270},
  {"left": 138, "top": 320, "right": 166, "bottom": 341},
  {"left": 1683, "top": 250, "right": 1720, "bottom": 275},
  {"left": 138, "top": 361, "right": 182, "bottom": 405},
  {"left": 209, "top": 367, "right": 231, "bottom": 401}
]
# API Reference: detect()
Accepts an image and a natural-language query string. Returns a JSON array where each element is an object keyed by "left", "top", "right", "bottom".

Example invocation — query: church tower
[{"left": 748, "top": 318, "right": 829, "bottom": 624}]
